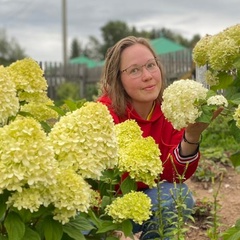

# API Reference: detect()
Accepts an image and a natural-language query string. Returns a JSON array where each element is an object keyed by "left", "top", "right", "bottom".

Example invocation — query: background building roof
[{"left": 150, "top": 37, "right": 187, "bottom": 55}]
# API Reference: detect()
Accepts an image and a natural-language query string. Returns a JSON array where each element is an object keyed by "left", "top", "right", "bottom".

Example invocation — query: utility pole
[{"left": 62, "top": 0, "right": 67, "bottom": 70}]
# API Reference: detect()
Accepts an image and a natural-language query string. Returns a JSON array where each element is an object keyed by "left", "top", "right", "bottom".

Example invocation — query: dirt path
[{"left": 185, "top": 166, "right": 240, "bottom": 239}]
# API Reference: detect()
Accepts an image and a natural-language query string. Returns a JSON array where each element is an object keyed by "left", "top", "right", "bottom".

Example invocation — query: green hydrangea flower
[
  {"left": 105, "top": 191, "right": 152, "bottom": 224},
  {"left": 49, "top": 168, "right": 93, "bottom": 224},
  {"left": 7, "top": 58, "right": 47, "bottom": 93},
  {"left": 6, "top": 186, "right": 48, "bottom": 213},
  {"left": 115, "top": 119, "right": 143, "bottom": 148},
  {"left": 224, "top": 23, "right": 240, "bottom": 45},
  {"left": 48, "top": 102, "right": 118, "bottom": 179},
  {"left": 0, "top": 117, "right": 58, "bottom": 193},
  {"left": 118, "top": 137, "right": 162, "bottom": 187},
  {"left": 0, "top": 66, "right": 19, "bottom": 126},
  {"left": 192, "top": 34, "right": 212, "bottom": 67},
  {"left": 208, "top": 35, "right": 239, "bottom": 71},
  {"left": 20, "top": 99, "right": 58, "bottom": 122},
  {"left": 115, "top": 120, "right": 162, "bottom": 186},
  {"left": 205, "top": 70, "right": 219, "bottom": 86}
]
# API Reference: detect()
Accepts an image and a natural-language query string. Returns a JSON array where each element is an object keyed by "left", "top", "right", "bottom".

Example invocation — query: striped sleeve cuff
[{"left": 173, "top": 144, "right": 199, "bottom": 164}]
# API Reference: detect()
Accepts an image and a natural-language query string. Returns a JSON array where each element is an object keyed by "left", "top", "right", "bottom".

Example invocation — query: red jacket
[{"left": 98, "top": 95, "right": 200, "bottom": 189}]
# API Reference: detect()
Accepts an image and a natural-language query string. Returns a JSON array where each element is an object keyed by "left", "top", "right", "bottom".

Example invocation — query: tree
[
  {"left": 0, "top": 29, "right": 26, "bottom": 66},
  {"left": 100, "top": 20, "right": 132, "bottom": 57},
  {"left": 83, "top": 36, "right": 103, "bottom": 61},
  {"left": 69, "top": 38, "right": 81, "bottom": 59}
]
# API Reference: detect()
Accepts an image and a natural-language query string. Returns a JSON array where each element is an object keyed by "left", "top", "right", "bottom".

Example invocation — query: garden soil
[{"left": 185, "top": 165, "right": 240, "bottom": 240}]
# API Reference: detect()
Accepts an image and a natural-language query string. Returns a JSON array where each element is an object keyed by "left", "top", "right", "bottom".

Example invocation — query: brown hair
[{"left": 100, "top": 36, "right": 166, "bottom": 117}]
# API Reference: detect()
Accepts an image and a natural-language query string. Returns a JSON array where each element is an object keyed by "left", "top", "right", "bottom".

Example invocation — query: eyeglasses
[{"left": 120, "top": 58, "right": 159, "bottom": 79}]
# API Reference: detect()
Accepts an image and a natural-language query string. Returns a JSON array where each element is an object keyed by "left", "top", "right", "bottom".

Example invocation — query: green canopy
[
  {"left": 150, "top": 37, "right": 187, "bottom": 55},
  {"left": 69, "top": 55, "right": 103, "bottom": 68}
]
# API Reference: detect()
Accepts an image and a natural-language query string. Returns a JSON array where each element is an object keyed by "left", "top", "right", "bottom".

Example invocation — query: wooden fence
[{"left": 40, "top": 49, "right": 193, "bottom": 100}]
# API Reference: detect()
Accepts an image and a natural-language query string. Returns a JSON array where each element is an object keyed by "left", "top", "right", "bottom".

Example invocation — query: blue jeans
[{"left": 133, "top": 181, "right": 195, "bottom": 240}]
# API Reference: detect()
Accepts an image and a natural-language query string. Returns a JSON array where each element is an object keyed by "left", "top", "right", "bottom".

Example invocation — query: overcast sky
[{"left": 1, "top": 0, "right": 239, "bottom": 63}]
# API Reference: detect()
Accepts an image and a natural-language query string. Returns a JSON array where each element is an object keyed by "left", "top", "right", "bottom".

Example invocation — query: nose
[{"left": 141, "top": 67, "right": 152, "bottom": 80}]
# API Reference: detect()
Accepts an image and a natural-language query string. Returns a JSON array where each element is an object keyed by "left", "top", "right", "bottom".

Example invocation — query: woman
[{"left": 97, "top": 36, "right": 221, "bottom": 239}]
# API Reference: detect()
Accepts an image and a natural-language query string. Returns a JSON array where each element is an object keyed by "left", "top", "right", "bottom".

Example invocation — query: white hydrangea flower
[
  {"left": 207, "top": 95, "right": 228, "bottom": 107},
  {"left": 161, "top": 79, "right": 208, "bottom": 130}
]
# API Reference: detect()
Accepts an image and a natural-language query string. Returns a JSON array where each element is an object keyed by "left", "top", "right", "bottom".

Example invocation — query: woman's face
[{"left": 120, "top": 43, "right": 162, "bottom": 106}]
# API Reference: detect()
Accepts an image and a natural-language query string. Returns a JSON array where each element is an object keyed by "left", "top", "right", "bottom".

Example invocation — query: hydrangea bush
[
  {"left": 162, "top": 23, "right": 240, "bottom": 169},
  {"left": 162, "top": 23, "right": 240, "bottom": 239},
  {"left": 0, "top": 58, "right": 163, "bottom": 239}
]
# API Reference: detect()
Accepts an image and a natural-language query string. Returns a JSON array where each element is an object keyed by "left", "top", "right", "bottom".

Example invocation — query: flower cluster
[
  {"left": 0, "top": 66, "right": 19, "bottom": 125},
  {"left": 161, "top": 79, "right": 208, "bottom": 130},
  {"left": 48, "top": 101, "right": 118, "bottom": 179},
  {"left": 192, "top": 23, "right": 240, "bottom": 133},
  {"left": 207, "top": 95, "right": 228, "bottom": 107},
  {"left": 0, "top": 117, "right": 58, "bottom": 193},
  {"left": 193, "top": 24, "right": 240, "bottom": 85},
  {"left": 105, "top": 191, "right": 152, "bottom": 224},
  {"left": 49, "top": 169, "right": 93, "bottom": 224},
  {"left": 7, "top": 58, "right": 47, "bottom": 93},
  {"left": 193, "top": 24, "right": 239, "bottom": 70},
  {"left": 0, "top": 58, "right": 58, "bottom": 124},
  {"left": 115, "top": 120, "right": 162, "bottom": 187}
]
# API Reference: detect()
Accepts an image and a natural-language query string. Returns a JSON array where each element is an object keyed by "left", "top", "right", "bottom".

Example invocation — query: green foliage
[
  {"left": 55, "top": 82, "right": 80, "bottom": 106},
  {"left": 85, "top": 84, "right": 99, "bottom": 101},
  {"left": 223, "top": 219, "right": 240, "bottom": 240},
  {"left": 192, "top": 158, "right": 227, "bottom": 183}
]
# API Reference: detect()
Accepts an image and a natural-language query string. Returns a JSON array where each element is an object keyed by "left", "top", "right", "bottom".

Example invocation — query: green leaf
[
  {"left": 4, "top": 211, "right": 25, "bottom": 240},
  {"left": 66, "top": 214, "right": 96, "bottom": 232},
  {"left": 233, "top": 56, "right": 240, "bottom": 69},
  {"left": 23, "top": 227, "right": 41, "bottom": 240},
  {"left": 48, "top": 105, "right": 66, "bottom": 116},
  {"left": 101, "top": 195, "right": 111, "bottom": 209},
  {"left": 87, "top": 209, "right": 102, "bottom": 228},
  {"left": 42, "top": 216, "right": 63, "bottom": 240},
  {"left": 229, "top": 120, "right": 240, "bottom": 142},
  {"left": 96, "top": 221, "right": 120, "bottom": 234},
  {"left": 120, "top": 176, "right": 137, "bottom": 195},
  {"left": 223, "top": 222, "right": 240, "bottom": 240},
  {"left": 0, "top": 191, "right": 11, "bottom": 219},
  {"left": 228, "top": 93, "right": 240, "bottom": 105},
  {"left": 63, "top": 225, "right": 86, "bottom": 240},
  {"left": 230, "top": 151, "right": 240, "bottom": 168},
  {"left": 0, "top": 235, "right": 8, "bottom": 240},
  {"left": 40, "top": 121, "right": 52, "bottom": 133},
  {"left": 64, "top": 99, "right": 78, "bottom": 111},
  {"left": 121, "top": 219, "right": 133, "bottom": 238},
  {"left": 210, "top": 72, "right": 234, "bottom": 91},
  {"left": 197, "top": 105, "right": 214, "bottom": 123}
]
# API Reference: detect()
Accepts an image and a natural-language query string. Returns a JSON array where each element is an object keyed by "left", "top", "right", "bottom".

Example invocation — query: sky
[{"left": 1, "top": 0, "right": 239, "bottom": 63}]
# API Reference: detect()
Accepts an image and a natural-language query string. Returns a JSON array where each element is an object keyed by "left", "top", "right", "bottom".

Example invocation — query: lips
[{"left": 143, "top": 85, "right": 155, "bottom": 90}]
